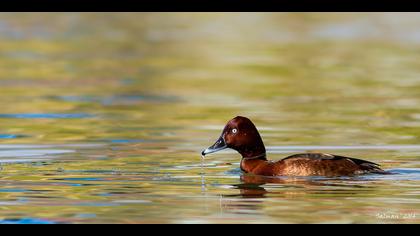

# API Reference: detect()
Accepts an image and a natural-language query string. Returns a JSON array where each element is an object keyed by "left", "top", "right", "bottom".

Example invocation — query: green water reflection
[{"left": 0, "top": 13, "right": 419, "bottom": 223}]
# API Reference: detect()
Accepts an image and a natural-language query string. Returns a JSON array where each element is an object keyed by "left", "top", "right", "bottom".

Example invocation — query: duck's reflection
[
  {"left": 235, "top": 174, "right": 376, "bottom": 197},
  {"left": 233, "top": 175, "right": 270, "bottom": 198},
  {"left": 233, "top": 174, "right": 324, "bottom": 198},
  {"left": 217, "top": 175, "right": 301, "bottom": 215},
  {"left": 218, "top": 174, "right": 376, "bottom": 215}
]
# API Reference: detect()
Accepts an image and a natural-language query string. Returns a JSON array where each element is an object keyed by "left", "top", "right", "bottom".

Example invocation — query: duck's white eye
[{"left": 232, "top": 128, "right": 237, "bottom": 134}]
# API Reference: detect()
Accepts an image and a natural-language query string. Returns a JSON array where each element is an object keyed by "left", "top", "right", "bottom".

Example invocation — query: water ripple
[
  {"left": 0, "top": 218, "right": 56, "bottom": 224},
  {"left": 267, "top": 145, "right": 420, "bottom": 151},
  {"left": 0, "top": 113, "right": 94, "bottom": 119},
  {"left": 0, "top": 134, "right": 27, "bottom": 139},
  {"left": 50, "top": 94, "right": 179, "bottom": 106}
]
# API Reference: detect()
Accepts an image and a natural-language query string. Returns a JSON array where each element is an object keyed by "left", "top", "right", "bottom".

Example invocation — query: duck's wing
[{"left": 280, "top": 153, "right": 387, "bottom": 175}]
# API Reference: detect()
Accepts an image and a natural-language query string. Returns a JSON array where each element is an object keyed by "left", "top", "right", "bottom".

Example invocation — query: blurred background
[
  {"left": 0, "top": 13, "right": 419, "bottom": 224},
  {"left": 2, "top": 13, "right": 420, "bottom": 145}
]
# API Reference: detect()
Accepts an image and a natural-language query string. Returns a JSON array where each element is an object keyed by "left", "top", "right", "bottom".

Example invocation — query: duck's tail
[{"left": 347, "top": 157, "right": 391, "bottom": 175}]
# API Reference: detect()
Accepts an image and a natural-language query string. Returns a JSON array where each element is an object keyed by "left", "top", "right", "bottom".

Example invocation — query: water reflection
[
  {"left": 0, "top": 114, "right": 94, "bottom": 119},
  {"left": 0, "top": 218, "right": 57, "bottom": 224},
  {"left": 49, "top": 94, "right": 179, "bottom": 106},
  {"left": 0, "top": 13, "right": 420, "bottom": 223},
  {"left": 230, "top": 174, "right": 376, "bottom": 198}
]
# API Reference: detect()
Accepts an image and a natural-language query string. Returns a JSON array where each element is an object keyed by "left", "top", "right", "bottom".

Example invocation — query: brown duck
[{"left": 201, "top": 116, "right": 387, "bottom": 177}]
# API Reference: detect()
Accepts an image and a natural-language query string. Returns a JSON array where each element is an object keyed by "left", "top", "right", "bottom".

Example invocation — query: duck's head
[{"left": 201, "top": 116, "right": 266, "bottom": 159}]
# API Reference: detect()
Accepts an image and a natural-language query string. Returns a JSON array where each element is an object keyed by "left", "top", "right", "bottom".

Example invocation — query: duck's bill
[{"left": 201, "top": 136, "right": 227, "bottom": 156}]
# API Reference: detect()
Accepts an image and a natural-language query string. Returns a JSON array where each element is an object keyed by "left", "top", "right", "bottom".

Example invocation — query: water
[{"left": 0, "top": 13, "right": 419, "bottom": 223}]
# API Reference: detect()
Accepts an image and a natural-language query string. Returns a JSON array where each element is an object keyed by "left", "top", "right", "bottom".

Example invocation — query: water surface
[{"left": 0, "top": 13, "right": 419, "bottom": 223}]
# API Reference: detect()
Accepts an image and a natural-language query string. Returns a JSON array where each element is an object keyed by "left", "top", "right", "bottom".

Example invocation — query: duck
[{"left": 201, "top": 116, "right": 387, "bottom": 177}]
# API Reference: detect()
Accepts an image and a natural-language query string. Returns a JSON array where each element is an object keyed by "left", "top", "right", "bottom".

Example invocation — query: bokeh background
[
  {"left": 2, "top": 13, "right": 420, "bottom": 145},
  {"left": 0, "top": 13, "right": 419, "bottom": 223}
]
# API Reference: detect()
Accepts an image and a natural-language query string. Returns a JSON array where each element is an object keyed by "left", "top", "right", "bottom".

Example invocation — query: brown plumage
[{"left": 202, "top": 116, "right": 387, "bottom": 177}]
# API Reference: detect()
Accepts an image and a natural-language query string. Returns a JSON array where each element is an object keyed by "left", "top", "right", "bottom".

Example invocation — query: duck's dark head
[{"left": 201, "top": 116, "right": 266, "bottom": 159}]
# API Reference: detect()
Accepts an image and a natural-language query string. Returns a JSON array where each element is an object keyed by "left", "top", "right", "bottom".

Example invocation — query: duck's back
[{"left": 276, "top": 153, "right": 386, "bottom": 176}]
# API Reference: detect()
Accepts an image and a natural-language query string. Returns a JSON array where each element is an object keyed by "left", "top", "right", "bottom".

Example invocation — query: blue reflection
[
  {"left": 0, "top": 218, "right": 56, "bottom": 224},
  {"left": 0, "top": 113, "right": 93, "bottom": 119}
]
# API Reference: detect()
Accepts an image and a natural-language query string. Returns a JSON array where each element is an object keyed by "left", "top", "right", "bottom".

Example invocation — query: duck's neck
[
  {"left": 240, "top": 155, "right": 267, "bottom": 173},
  {"left": 238, "top": 147, "right": 267, "bottom": 173},
  {"left": 237, "top": 142, "right": 266, "bottom": 160}
]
